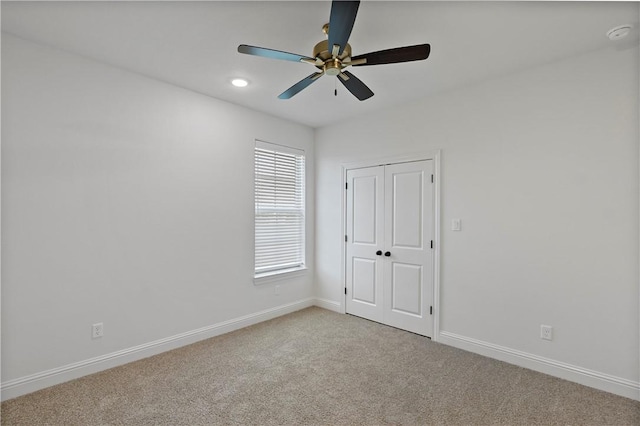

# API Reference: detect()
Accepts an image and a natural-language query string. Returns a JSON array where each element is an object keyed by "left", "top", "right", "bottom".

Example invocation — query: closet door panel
[
  {"left": 383, "top": 161, "right": 434, "bottom": 336},
  {"left": 345, "top": 166, "right": 385, "bottom": 323}
]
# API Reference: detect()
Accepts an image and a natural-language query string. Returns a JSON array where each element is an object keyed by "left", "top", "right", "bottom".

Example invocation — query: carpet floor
[{"left": 1, "top": 307, "right": 639, "bottom": 425}]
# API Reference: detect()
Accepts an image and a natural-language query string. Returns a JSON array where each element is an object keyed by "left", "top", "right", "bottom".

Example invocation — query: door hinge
[
  {"left": 430, "top": 306, "right": 433, "bottom": 315},
  {"left": 345, "top": 235, "right": 348, "bottom": 242},
  {"left": 345, "top": 287, "right": 347, "bottom": 295},
  {"left": 430, "top": 240, "right": 433, "bottom": 249},
  {"left": 345, "top": 182, "right": 348, "bottom": 190},
  {"left": 431, "top": 174, "right": 434, "bottom": 183}
]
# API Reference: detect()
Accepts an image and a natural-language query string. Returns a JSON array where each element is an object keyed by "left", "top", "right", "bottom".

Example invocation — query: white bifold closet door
[{"left": 345, "top": 160, "right": 434, "bottom": 337}]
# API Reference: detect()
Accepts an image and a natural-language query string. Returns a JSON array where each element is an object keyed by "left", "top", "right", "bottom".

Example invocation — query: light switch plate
[{"left": 452, "top": 219, "right": 461, "bottom": 231}]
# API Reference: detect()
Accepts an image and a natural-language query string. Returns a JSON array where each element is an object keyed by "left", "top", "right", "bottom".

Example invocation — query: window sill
[{"left": 254, "top": 266, "right": 308, "bottom": 285}]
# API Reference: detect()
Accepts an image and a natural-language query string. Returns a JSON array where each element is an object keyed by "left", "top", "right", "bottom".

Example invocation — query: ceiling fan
[{"left": 237, "top": 0, "right": 430, "bottom": 101}]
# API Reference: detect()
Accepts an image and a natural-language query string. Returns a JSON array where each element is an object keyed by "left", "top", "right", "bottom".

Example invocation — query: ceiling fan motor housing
[{"left": 313, "top": 39, "right": 352, "bottom": 75}]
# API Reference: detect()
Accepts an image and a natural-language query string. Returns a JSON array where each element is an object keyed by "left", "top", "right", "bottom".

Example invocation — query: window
[{"left": 254, "top": 140, "right": 305, "bottom": 277}]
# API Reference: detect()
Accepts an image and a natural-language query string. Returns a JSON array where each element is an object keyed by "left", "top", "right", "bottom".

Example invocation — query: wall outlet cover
[
  {"left": 541, "top": 325, "right": 553, "bottom": 341},
  {"left": 92, "top": 323, "right": 104, "bottom": 339}
]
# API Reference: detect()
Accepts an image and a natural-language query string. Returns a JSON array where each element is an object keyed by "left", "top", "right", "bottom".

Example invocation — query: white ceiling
[{"left": 2, "top": 1, "right": 638, "bottom": 128}]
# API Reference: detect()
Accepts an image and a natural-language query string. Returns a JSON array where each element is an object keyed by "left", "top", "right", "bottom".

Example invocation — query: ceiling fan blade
[
  {"left": 238, "top": 44, "right": 315, "bottom": 63},
  {"left": 351, "top": 44, "right": 431, "bottom": 66},
  {"left": 327, "top": 0, "right": 360, "bottom": 57},
  {"left": 278, "top": 72, "right": 325, "bottom": 99},
  {"left": 337, "top": 70, "right": 373, "bottom": 101}
]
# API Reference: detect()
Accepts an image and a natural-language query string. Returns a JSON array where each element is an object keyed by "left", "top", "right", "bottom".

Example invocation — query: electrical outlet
[
  {"left": 275, "top": 285, "right": 281, "bottom": 296},
  {"left": 540, "top": 325, "right": 553, "bottom": 341},
  {"left": 92, "top": 323, "right": 104, "bottom": 339}
]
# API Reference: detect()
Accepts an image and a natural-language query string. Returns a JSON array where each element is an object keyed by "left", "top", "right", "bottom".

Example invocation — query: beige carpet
[{"left": 1, "top": 307, "right": 639, "bottom": 425}]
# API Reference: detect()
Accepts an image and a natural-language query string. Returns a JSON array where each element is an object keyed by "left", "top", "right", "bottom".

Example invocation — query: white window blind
[{"left": 254, "top": 141, "right": 305, "bottom": 276}]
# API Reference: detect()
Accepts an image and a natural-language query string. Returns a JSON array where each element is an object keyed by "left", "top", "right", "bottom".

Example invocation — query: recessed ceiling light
[
  {"left": 607, "top": 24, "right": 632, "bottom": 41},
  {"left": 231, "top": 78, "right": 249, "bottom": 88}
]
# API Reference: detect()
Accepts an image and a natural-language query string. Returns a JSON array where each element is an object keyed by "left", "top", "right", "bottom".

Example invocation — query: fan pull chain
[{"left": 334, "top": 77, "right": 337, "bottom": 96}]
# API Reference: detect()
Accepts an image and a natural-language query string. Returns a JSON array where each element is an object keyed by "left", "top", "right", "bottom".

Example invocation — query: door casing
[{"left": 340, "top": 151, "right": 441, "bottom": 341}]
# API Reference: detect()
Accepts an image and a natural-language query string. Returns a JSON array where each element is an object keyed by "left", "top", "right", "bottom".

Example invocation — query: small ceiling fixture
[
  {"left": 607, "top": 24, "right": 632, "bottom": 41},
  {"left": 231, "top": 78, "right": 249, "bottom": 87}
]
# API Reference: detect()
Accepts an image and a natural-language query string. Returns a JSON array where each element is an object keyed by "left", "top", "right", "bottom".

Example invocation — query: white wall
[
  {"left": 1, "top": 34, "right": 315, "bottom": 397},
  {"left": 315, "top": 46, "right": 639, "bottom": 399}
]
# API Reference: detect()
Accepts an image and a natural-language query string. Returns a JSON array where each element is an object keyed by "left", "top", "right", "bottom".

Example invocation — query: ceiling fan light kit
[{"left": 237, "top": 0, "right": 431, "bottom": 101}]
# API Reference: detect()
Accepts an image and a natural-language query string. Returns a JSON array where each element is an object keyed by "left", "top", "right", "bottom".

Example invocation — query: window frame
[{"left": 253, "top": 140, "right": 306, "bottom": 282}]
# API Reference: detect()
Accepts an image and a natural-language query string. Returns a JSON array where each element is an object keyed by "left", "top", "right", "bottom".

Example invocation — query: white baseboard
[
  {"left": 313, "top": 297, "right": 342, "bottom": 313},
  {"left": 1, "top": 298, "right": 315, "bottom": 402},
  {"left": 7, "top": 302, "right": 634, "bottom": 403},
  {"left": 438, "top": 330, "right": 640, "bottom": 401}
]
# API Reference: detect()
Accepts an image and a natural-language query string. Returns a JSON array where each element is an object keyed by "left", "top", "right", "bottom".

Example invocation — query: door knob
[
  {"left": 376, "top": 250, "right": 382, "bottom": 256},
  {"left": 384, "top": 251, "right": 391, "bottom": 257}
]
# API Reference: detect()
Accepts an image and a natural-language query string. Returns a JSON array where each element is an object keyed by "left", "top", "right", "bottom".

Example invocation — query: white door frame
[{"left": 340, "top": 150, "right": 441, "bottom": 341}]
